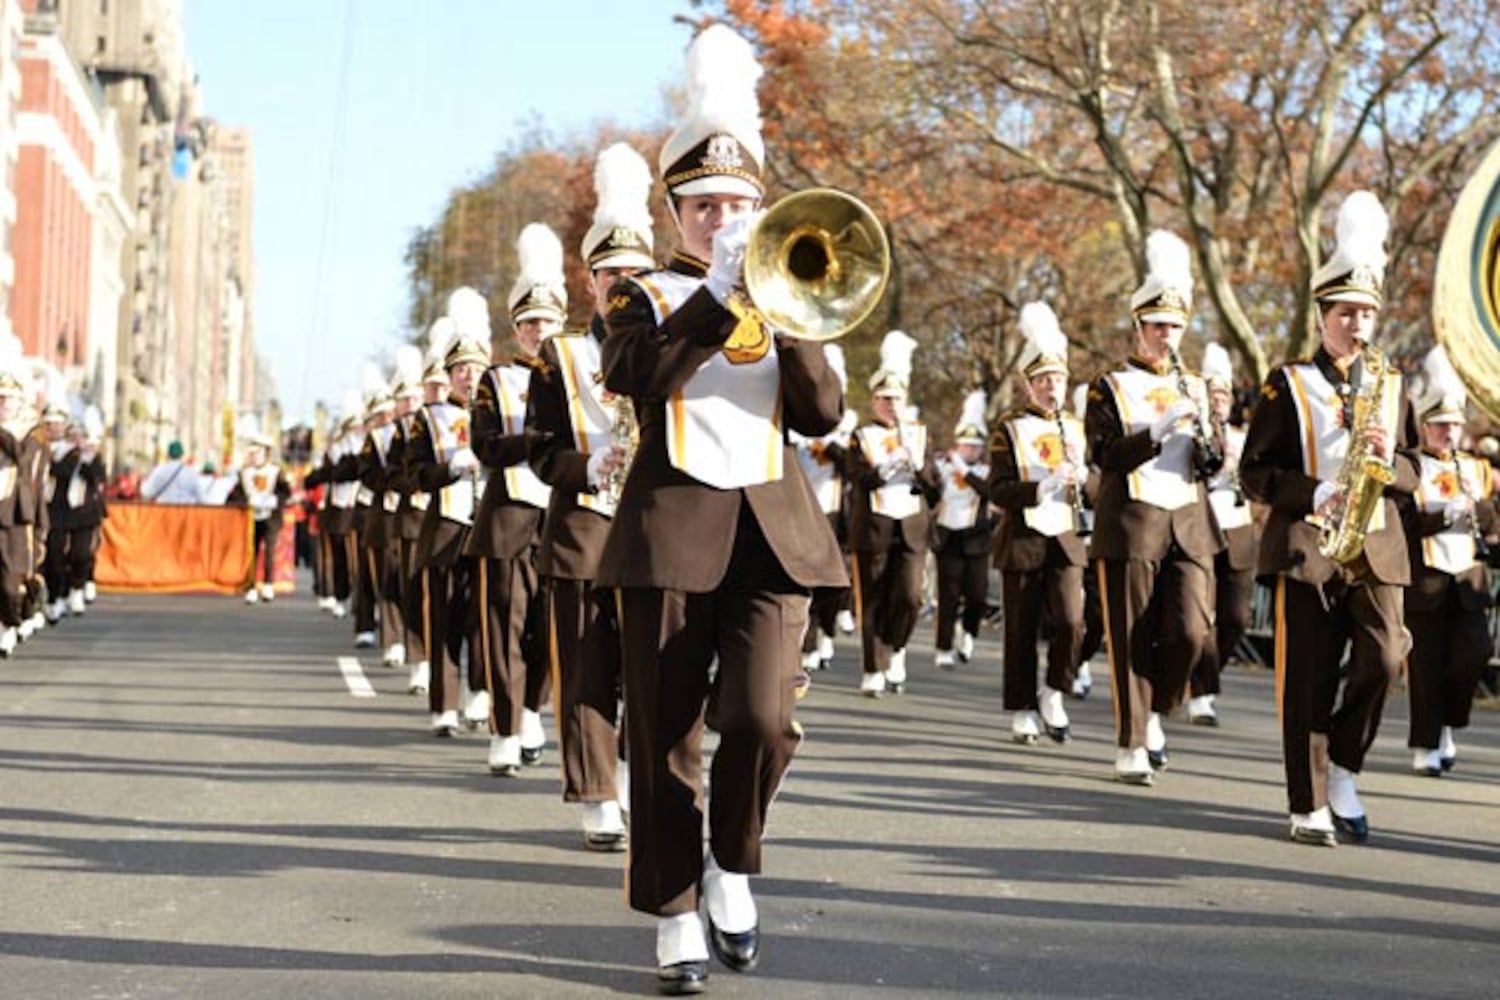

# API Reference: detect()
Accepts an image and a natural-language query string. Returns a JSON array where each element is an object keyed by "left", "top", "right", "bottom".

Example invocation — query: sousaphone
[{"left": 1434, "top": 137, "right": 1500, "bottom": 420}]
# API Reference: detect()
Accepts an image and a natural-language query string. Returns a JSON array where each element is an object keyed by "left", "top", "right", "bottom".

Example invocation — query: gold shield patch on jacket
[{"left": 722, "top": 299, "right": 772, "bottom": 365}]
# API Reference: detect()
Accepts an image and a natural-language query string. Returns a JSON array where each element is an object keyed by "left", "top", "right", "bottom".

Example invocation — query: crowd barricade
[{"left": 95, "top": 502, "right": 295, "bottom": 595}]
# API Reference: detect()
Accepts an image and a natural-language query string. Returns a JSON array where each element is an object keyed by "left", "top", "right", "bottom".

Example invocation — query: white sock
[
  {"left": 1145, "top": 712, "right": 1166, "bottom": 752},
  {"left": 656, "top": 912, "right": 709, "bottom": 966},
  {"left": 1328, "top": 763, "right": 1364, "bottom": 818},
  {"left": 703, "top": 852, "right": 757, "bottom": 934},
  {"left": 1440, "top": 726, "right": 1458, "bottom": 759}
]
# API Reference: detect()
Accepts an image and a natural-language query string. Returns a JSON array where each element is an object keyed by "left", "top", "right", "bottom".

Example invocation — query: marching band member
[
  {"left": 526, "top": 142, "right": 653, "bottom": 846},
  {"left": 40, "top": 400, "right": 72, "bottom": 623},
  {"left": 986, "top": 303, "right": 1086, "bottom": 744},
  {"left": 931, "top": 390, "right": 994, "bottom": 670},
  {"left": 848, "top": 331, "right": 942, "bottom": 696},
  {"left": 357, "top": 362, "right": 404, "bottom": 661},
  {"left": 227, "top": 420, "right": 289, "bottom": 603},
  {"left": 1401, "top": 345, "right": 1494, "bottom": 776},
  {"left": 595, "top": 25, "right": 848, "bottom": 991},
  {"left": 409, "top": 298, "right": 488, "bottom": 737},
  {"left": 310, "top": 400, "right": 363, "bottom": 621},
  {"left": 1189, "top": 343, "right": 1254, "bottom": 726},
  {"left": 350, "top": 369, "right": 395, "bottom": 648},
  {"left": 792, "top": 344, "right": 855, "bottom": 676},
  {"left": 1240, "top": 191, "right": 1417, "bottom": 845},
  {"left": 1072, "top": 382, "right": 1101, "bottom": 699},
  {"left": 377, "top": 347, "right": 426, "bottom": 671},
  {"left": 467, "top": 236, "right": 557, "bottom": 773},
  {"left": 0, "top": 338, "right": 41, "bottom": 657},
  {"left": 1086, "top": 231, "right": 1224, "bottom": 785}
]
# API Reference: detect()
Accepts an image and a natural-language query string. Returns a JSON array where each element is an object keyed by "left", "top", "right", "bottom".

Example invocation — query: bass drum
[{"left": 1434, "top": 137, "right": 1500, "bottom": 420}]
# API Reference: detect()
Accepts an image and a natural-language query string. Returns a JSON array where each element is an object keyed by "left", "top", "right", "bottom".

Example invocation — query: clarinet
[
  {"left": 1211, "top": 411, "right": 1245, "bottom": 507},
  {"left": 1167, "top": 346, "right": 1224, "bottom": 481},
  {"left": 1055, "top": 411, "right": 1085, "bottom": 532},
  {"left": 1451, "top": 451, "right": 1493, "bottom": 566}
]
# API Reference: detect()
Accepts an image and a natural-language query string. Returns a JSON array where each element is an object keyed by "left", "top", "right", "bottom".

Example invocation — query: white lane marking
[{"left": 337, "top": 656, "right": 377, "bottom": 698}]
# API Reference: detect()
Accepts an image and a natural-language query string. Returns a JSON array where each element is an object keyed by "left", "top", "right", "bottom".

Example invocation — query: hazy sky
[{"left": 182, "top": 0, "right": 693, "bottom": 422}]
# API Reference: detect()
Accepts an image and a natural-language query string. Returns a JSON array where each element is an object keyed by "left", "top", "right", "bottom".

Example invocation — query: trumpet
[
  {"left": 743, "top": 188, "right": 891, "bottom": 342},
  {"left": 1451, "top": 451, "right": 1491, "bottom": 565},
  {"left": 1167, "top": 346, "right": 1224, "bottom": 481}
]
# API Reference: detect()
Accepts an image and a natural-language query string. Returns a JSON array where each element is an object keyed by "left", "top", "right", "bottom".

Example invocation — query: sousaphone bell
[
  {"left": 1434, "top": 137, "right": 1500, "bottom": 420},
  {"left": 743, "top": 188, "right": 891, "bottom": 341}
]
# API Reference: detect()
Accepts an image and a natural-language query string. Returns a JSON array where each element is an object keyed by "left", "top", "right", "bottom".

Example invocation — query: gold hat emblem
[
  {"left": 703, "top": 134, "right": 744, "bottom": 170},
  {"left": 1350, "top": 263, "right": 1382, "bottom": 290},
  {"left": 1158, "top": 286, "right": 1186, "bottom": 310}
]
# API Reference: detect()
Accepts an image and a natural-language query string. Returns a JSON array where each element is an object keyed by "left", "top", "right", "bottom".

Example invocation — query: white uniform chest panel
[
  {"left": 427, "top": 402, "right": 475, "bottom": 525},
  {"left": 487, "top": 366, "right": 551, "bottom": 509},
  {"left": 936, "top": 459, "right": 989, "bottom": 530},
  {"left": 635, "top": 272, "right": 786, "bottom": 491},
  {"left": 1285, "top": 362, "right": 1401, "bottom": 533},
  {"left": 1208, "top": 424, "right": 1252, "bottom": 530},
  {"left": 554, "top": 334, "right": 617, "bottom": 517},
  {"left": 1008, "top": 413, "right": 1080, "bottom": 536},
  {"left": 1416, "top": 452, "right": 1487, "bottom": 575},
  {"left": 794, "top": 428, "right": 846, "bottom": 515},
  {"left": 858, "top": 423, "right": 926, "bottom": 521},
  {"left": 1103, "top": 369, "right": 1199, "bottom": 511}
]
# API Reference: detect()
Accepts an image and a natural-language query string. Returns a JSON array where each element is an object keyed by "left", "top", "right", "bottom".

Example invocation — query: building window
[{"left": 97, "top": 37, "right": 107, "bottom": 55}]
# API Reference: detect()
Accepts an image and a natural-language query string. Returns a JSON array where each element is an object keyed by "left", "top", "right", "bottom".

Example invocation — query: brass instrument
[
  {"left": 1314, "top": 345, "right": 1396, "bottom": 564},
  {"left": 1166, "top": 346, "right": 1224, "bottom": 480},
  {"left": 1433, "top": 137, "right": 1500, "bottom": 421},
  {"left": 743, "top": 188, "right": 891, "bottom": 341},
  {"left": 1210, "top": 411, "right": 1246, "bottom": 507},
  {"left": 1450, "top": 451, "right": 1491, "bottom": 565},
  {"left": 603, "top": 394, "right": 637, "bottom": 506}
]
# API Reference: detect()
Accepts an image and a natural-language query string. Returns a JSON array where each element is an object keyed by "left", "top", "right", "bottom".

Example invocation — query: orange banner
[{"left": 95, "top": 502, "right": 270, "bottom": 595}]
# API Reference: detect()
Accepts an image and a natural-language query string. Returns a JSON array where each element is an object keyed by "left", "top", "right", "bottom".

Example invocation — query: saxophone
[
  {"left": 1316, "top": 345, "right": 1397, "bottom": 564},
  {"left": 603, "top": 394, "right": 638, "bottom": 506}
]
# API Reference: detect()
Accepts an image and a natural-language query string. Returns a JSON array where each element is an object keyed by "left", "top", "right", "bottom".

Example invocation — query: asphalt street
[{"left": 1, "top": 584, "right": 1496, "bottom": 999}]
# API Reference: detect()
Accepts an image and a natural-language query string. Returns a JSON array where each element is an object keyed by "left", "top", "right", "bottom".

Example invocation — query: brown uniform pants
[
  {"left": 425, "top": 556, "right": 478, "bottom": 715},
  {"left": 1406, "top": 586, "right": 1492, "bottom": 749},
  {"left": 549, "top": 577, "right": 622, "bottom": 802},
  {"left": 1098, "top": 550, "right": 1214, "bottom": 749},
  {"left": 1002, "top": 551, "right": 1084, "bottom": 711},
  {"left": 1192, "top": 551, "right": 1255, "bottom": 697},
  {"left": 616, "top": 518, "right": 807, "bottom": 917},
  {"left": 936, "top": 534, "right": 990, "bottom": 651},
  {"left": 0, "top": 524, "right": 29, "bottom": 627},
  {"left": 399, "top": 537, "right": 428, "bottom": 664},
  {"left": 364, "top": 540, "right": 402, "bottom": 649},
  {"left": 1275, "top": 574, "right": 1404, "bottom": 815},
  {"left": 476, "top": 555, "right": 550, "bottom": 737},
  {"left": 852, "top": 541, "right": 925, "bottom": 674}
]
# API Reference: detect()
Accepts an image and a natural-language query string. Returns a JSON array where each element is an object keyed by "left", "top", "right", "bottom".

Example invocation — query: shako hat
[
  {"left": 508, "top": 224, "right": 568, "bottom": 327},
  {"left": 1311, "top": 190, "right": 1388, "bottom": 311},
  {"left": 1017, "top": 301, "right": 1069, "bottom": 378},
  {"left": 444, "top": 287, "right": 491, "bottom": 369},
  {"left": 659, "top": 25, "right": 765, "bottom": 200},
  {"left": 869, "top": 330, "right": 918, "bottom": 397},
  {"left": 1130, "top": 230, "right": 1194, "bottom": 326},
  {"left": 582, "top": 143, "right": 656, "bottom": 272},
  {"left": 953, "top": 390, "right": 988, "bottom": 446},
  {"left": 1414, "top": 344, "right": 1467, "bottom": 424}
]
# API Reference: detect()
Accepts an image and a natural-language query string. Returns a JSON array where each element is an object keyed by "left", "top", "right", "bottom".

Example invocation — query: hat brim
[
  {"left": 669, "top": 176, "right": 762, "bottom": 200},
  {"left": 1422, "top": 409, "right": 1466, "bottom": 424},
  {"left": 590, "top": 249, "right": 655, "bottom": 273},
  {"left": 512, "top": 307, "right": 566, "bottom": 327},
  {"left": 1316, "top": 289, "right": 1382, "bottom": 310},
  {"left": 1133, "top": 309, "right": 1188, "bottom": 327}
]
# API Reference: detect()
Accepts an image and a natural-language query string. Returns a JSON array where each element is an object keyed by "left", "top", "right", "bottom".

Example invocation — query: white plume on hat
[
  {"left": 659, "top": 25, "right": 765, "bottom": 198},
  {"left": 1202, "top": 343, "right": 1234, "bottom": 389},
  {"left": 954, "top": 390, "right": 988, "bottom": 444},
  {"left": 869, "top": 330, "right": 918, "bottom": 394},
  {"left": 0, "top": 333, "right": 26, "bottom": 396},
  {"left": 1312, "top": 190, "right": 1388, "bottom": 309},
  {"left": 446, "top": 286, "right": 492, "bottom": 340},
  {"left": 424, "top": 316, "right": 456, "bottom": 381},
  {"left": 582, "top": 143, "right": 655, "bottom": 270},
  {"left": 391, "top": 344, "right": 424, "bottom": 397},
  {"left": 1071, "top": 382, "right": 1090, "bottom": 420},
  {"left": 508, "top": 223, "right": 568, "bottom": 325},
  {"left": 82, "top": 405, "right": 105, "bottom": 442},
  {"left": 1130, "top": 230, "right": 1194, "bottom": 323},
  {"left": 361, "top": 360, "right": 393, "bottom": 413},
  {"left": 825, "top": 343, "right": 848, "bottom": 393},
  {"left": 1017, "top": 301, "right": 1069, "bottom": 377},
  {"left": 1415, "top": 343, "right": 1467, "bottom": 422}
]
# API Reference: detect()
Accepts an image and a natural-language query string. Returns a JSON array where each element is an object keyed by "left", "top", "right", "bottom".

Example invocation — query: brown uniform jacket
[
  {"left": 49, "top": 447, "right": 108, "bottom": 529},
  {"left": 1239, "top": 349, "right": 1419, "bottom": 587},
  {"left": 527, "top": 318, "right": 613, "bottom": 581},
  {"left": 1397, "top": 449, "right": 1496, "bottom": 613},
  {"left": 595, "top": 254, "right": 849, "bottom": 594},
  {"left": 465, "top": 358, "right": 545, "bottom": 561},
  {"left": 408, "top": 398, "right": 472, "bottom": 571},
  {"left": 844, "top": 422, "right": 943, "bottom": 554},
  {"left": 355, "top": 428, "right": 395, "bottom": 548},
  {"left": 984, "top": 407, "right": 1088, "bottom": 572},
  {"left": 386, "top": 416, "right": 427, "bottom": 543},
  {"left": 1085, "top": 360, "right": 1225, "bottom": 562},
  {"left": 0, "top": 426, "right": 35, "bottom": 527}
]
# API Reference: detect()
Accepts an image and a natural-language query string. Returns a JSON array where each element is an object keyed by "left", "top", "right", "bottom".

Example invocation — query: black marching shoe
[
  {"left": 708, "top": 917, "right": 760, "bottom": 973},
  {"left": 520, "top": 746, "right": 544, "bottom": 766},
  {"left": 657, "top": 960, "right": 708, "bottom": 995},
  {"left": 1331, "top": 810, "right": 1369, "bottom": 844},
  {"left": 1147, "top": 748, "right": 1169, "bottom": 771}
]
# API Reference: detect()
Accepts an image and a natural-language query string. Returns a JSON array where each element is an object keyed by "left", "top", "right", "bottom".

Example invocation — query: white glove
[
  {"left": 704, "top": 215, "right": 756, "bottom": 304},
  {"left": 1312, "top": 480, "right": 1339, "bottom": 515},
  {"left": 1038, "top": 466, "right": 1077, "bottom": 502},
  {"left": 878, "top": 447, "right": 912, "bottom": 482},
  {"left": 448, "top": 448, "right": 479, "bottom": 476},
  {"left": 1149, "top": 398, "right": 1198, "bottom": 443},
  {"left": 586, "top": 446, "right": 624, "bottom": 490}
]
